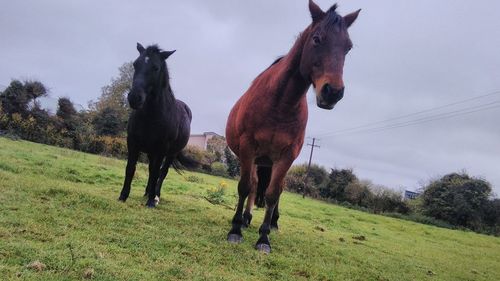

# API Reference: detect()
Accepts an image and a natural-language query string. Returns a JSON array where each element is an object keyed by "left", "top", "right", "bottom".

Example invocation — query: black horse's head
[{"left": 128, "top": 43, "right": 176, "bottom": 110}]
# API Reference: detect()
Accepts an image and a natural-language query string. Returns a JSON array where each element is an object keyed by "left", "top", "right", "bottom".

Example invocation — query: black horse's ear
[
  {"left": 344, "top": 9, "right": 361, "bottom": 28},
  {"left": 309, "top": 0, "right": 325, "bottom": 23},
  {"left": 160, "top": 50, "right": 176, "bottom": 60},
  {"left": 137, "top": 43, "right": 145, "bottom": 54}
]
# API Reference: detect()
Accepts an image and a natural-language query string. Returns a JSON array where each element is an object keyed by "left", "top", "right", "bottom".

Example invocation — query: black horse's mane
[{"left": 144, "top": 44, "right": 162, "bottom": 55}]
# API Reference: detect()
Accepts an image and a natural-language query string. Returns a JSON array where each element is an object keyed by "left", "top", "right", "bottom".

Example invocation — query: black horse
[{"left": 118, "top": 43, "right": 195, "bottom": 208}]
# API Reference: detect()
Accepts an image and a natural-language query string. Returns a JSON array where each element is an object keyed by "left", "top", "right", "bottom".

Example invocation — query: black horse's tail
[
  {"left": 171, "top": 151, "right": 200, "bottom": 174},
  {"left": 255, "top": 166, "right": 272, "bottom": 208}
]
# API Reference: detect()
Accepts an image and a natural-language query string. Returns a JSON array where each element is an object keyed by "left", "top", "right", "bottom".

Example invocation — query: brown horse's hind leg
[
  {"left": 255, "top": 159, "right": 293, "bottom": 253},
  {"left": 227, "top": 154, "right": 255, "bottom": 243},
  {"left": 243, "top": 167, "right": 258, "bottom": 228}
]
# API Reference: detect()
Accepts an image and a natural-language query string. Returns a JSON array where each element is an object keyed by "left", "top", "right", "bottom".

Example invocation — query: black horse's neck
[{"left": 141, "top": 69, "right": 176, "bottom": 118}]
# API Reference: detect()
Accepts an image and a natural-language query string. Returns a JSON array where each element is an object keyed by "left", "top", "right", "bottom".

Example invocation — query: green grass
[{"left": 0, "top": 137, "right": 499, "bottom": 281}]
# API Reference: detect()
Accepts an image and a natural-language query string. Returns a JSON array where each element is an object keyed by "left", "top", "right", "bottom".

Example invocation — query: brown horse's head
[{"left": 300, "top": 1, "right": 360, "bottom": 110}]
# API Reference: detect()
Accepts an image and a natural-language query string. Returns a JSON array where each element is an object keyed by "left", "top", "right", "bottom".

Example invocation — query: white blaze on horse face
[{"left": 145, "top": 56, "right": 150, "bottom": 64}]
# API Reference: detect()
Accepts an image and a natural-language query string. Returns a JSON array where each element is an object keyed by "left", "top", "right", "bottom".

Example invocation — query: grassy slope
[{"left": 0, "top": 137, "right": 499, "bottom": 281}]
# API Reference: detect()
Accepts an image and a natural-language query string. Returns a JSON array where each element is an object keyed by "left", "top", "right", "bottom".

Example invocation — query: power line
[
  {"left": 324, "top": 102, "right": 500, "bottom": 137},
  {"left": 317, "top": 89, "right": 500, "bottom": 138}
]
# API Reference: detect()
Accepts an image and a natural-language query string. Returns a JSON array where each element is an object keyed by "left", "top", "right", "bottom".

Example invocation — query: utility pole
[{"left": 303, "top": 137, "right": 320, "bottom": 198}]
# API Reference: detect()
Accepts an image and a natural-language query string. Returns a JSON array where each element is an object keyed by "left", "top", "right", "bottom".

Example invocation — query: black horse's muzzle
[
  {"left": 317, "top": 84, "right": 344, "bottom": 110},
  {"left": 128, "top": 90, "right": 145, "bottom": 110}
]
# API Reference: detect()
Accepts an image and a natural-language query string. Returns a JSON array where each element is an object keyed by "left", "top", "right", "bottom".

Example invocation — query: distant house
[
  {"left": 404, "top": 190, "right": 421, "bottom": 200},
  {"left": 187, "top": 132, "right": 222, "bottom": 150}
]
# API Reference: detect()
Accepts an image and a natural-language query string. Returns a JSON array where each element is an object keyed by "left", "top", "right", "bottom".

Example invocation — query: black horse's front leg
[
  {"left": 119, "top": 147, "right": 139, "bottom": 202},
  {"left": 145, "top": 154, "right": 163, "bottom": 208}
]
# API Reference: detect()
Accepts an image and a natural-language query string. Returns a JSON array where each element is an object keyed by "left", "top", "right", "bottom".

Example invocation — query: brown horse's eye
[{"left": 312, "top": 35, "right": 321, "bottom": 46}]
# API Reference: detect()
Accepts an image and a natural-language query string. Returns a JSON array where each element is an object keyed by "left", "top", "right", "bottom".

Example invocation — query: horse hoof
[
  {"left": 255, "top": 243, "right": 271, "bottom": 254},
  {"left": 146, "top": 201, "right": 156, "bottom": 208},
  {"left": 118, "top": 196, "right": 127, "bottom": 202},
  {"left": 227, "top": 234, "right": 243, "bottom": 244}
]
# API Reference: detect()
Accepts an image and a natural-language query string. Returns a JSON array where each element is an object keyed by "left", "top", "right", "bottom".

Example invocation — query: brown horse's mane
[
  {"left": 252, "top": 4, "right": 343, "bottom": 98},
  {"left": 249, "top": 27, "right": 312, "bottom": 105}
]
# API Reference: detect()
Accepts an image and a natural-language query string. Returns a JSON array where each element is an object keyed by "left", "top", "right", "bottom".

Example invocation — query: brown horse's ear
[
  {"left": 344, "top": 9, "right": 361, "bottom": 28},
  {"left": 309, "top": 0, "right": 325, "bottom": 23},
  {"left": 137, "top": 43, "right": 145, "bottom": 54},
  {"left": 160, "top": 50, "right": 176, "bottom": 60}
]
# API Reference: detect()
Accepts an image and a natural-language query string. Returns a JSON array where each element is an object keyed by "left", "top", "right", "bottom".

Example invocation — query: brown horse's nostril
[{"left": 321, "top": 84, "right": 344, "bottom": 104}]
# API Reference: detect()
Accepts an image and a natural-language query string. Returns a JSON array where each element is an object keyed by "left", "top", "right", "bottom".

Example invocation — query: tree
[
  {"left": 206, "top": 135, "right": 226, "bottom": 163},
  {"left": 224, "top": 146, "right": 240, "bottom": 177},
  {"left": 422, "top": 172, "right": 492, "bottom": 229},
  {"left": 92, "top": 107, "right": 122, "bottom": 136},
  {"left": 56, "top": 97, "right": 77, "bottom": 120},
  {"left": 320, "top": 168, "right": 358, "bottom": 200},
  {"left": 0, "top": 80, "right": 47, "bottom": 116},
  {"left": 90, "top": 62, "right": 133, "bottom": 135}
]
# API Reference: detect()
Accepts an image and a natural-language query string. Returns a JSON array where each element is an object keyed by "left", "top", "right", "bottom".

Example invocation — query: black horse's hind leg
[
  {"left": 119, "top": 147, "right": 139, "bottom": 202},
  {"left": 143, "top": 156, "right": 168, "bottom": 197},
  {"left": 145, "top": 154, "right": 163, "bottom": 208},
  {"left": 154, "top": 157, "right": 174, "bottom": 204}
]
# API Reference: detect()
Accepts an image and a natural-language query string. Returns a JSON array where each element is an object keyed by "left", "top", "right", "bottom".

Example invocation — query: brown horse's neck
[{"left": 269, "top": 26, "right": 313, "bottom": 109}]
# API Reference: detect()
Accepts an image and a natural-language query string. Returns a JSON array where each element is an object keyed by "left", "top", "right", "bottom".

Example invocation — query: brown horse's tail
[{"left": 255, "top": 166, "right": 272, "bottom": 208}]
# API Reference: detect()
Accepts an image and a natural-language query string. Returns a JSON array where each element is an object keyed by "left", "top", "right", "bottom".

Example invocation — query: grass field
[{"left": 0, "top": 137, "right": 499, "bottom": 280}]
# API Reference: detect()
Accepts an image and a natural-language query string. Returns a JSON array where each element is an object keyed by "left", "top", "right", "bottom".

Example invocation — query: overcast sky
[{"left": 1, "top": 0, "right": 499, "bottom": 194}]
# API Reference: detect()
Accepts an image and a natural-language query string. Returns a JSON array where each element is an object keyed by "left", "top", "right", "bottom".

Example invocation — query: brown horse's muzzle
[
  {"left": 319, "top": 84, "right": 344, "bottom": 109},
  {"left": 314, "top": 83, "right": 344, "bottom": 110}
]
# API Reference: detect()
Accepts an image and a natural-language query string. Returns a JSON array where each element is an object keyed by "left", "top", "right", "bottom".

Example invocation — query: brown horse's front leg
[{"left": 255, "top": 159, "right": 292, "bottom": 253}]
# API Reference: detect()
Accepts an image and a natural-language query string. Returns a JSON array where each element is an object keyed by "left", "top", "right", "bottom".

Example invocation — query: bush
[
  {"left": 285, "top": 164, "right": 328, "bottom": 197},
  {"left": 369, "top": 185, "right": 409, "bottom": 214},
  {"left": 344, "top": 180, "right": 373, "bottom": 208},
  {"left": 184, "top": 175, "right": 205, "bottom": 184},
  {"left": 206, "top": 181, "right": 228, "bottom": 205},
  {"left": 320, "top": 168, "right": 358, "bottom": 200},
  {"left": 210, "top": 162, "right": 229, "bottom": 177},
  {"left": 421, "top": 172, "right": 492, "bottom": 230}
]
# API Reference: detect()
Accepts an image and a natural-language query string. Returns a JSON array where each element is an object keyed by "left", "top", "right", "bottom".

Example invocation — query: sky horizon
[{"left": 1, "top": 0, "right": 499, "bottom": 194}]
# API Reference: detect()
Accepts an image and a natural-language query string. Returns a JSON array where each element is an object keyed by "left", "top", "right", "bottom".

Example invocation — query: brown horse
[{"left": 225, "top": 0, "right": 360, "bottom": 253}]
